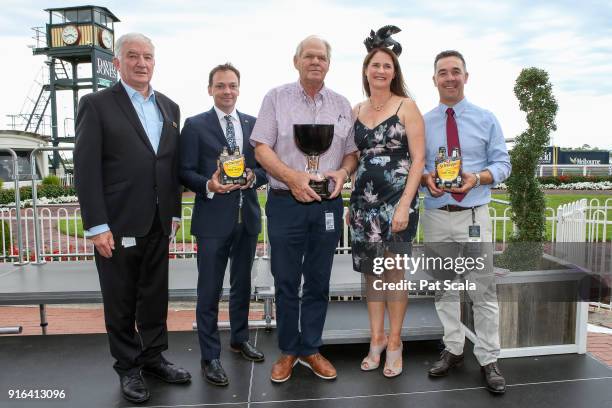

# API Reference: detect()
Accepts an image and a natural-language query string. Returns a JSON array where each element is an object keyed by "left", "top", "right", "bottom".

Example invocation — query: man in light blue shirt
[
  {"left": 85, "top": 80, "right": 177, "bottom": 237},
  {"left": 422, "top": 97, "right": 510, "bottom": 210},
  {"left": 421, "top": 50, "right": 510, "bottom": 394},
  {"left": 74, "top": 32, "right": 190, "bottom": 404}
]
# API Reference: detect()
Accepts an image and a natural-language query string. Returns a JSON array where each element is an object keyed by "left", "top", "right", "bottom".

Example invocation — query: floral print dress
[{"left": 349, "top": 105, "right": 419, "bottom": 274}]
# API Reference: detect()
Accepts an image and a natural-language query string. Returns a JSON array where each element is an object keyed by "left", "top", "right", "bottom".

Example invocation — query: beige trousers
[{"left": 422, "top": 205, "right": 500, "bottom": 365}]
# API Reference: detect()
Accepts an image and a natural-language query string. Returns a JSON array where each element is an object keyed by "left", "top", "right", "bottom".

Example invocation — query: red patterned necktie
[{"left": 446, "top": 107, "right": 465, "bottom": 202}]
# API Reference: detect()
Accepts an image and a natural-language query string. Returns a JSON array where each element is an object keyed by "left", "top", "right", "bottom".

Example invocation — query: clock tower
[{"left": 31, "top": 6, "right": 120, "bottom": 169}]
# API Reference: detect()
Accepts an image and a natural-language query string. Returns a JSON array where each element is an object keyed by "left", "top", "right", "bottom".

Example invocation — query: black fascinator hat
[{"left": 363, "top": 25, "right": 402, "bottom": 56}]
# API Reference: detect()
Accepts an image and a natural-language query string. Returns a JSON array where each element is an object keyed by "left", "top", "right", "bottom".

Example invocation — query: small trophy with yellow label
[
  {"left": 435, "top": 147, "right": 462, "bottom": 189},
  {"left": 218, "top": 147, "right": 247, "bottom": 185}
]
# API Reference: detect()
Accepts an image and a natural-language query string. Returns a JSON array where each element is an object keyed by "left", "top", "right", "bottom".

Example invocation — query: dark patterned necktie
[
  {"left": 224, "top": 114, "right": 243, "bottom": 218},
  {"left": 446, "top": 107, "right": 465, "bottom": 202},
  {"left": 224, "top": 115, "right": 238, "bottom": 152}
]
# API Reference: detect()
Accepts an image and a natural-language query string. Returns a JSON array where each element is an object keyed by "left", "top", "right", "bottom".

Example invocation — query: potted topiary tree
[
  {"left": 495, "top": 70, "right": 586, "bottom": 354},
  {"left": 502, "top": 67, "right": 558, "bottom": 270},
  {"left": 463, "top": 69, "right": 588, "bottom": 356}
]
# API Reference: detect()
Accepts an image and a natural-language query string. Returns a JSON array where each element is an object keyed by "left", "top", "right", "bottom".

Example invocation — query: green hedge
[
  {"left": 538, "top": 175, "right": 612, "bottom": 185},
  {"left": 42, "top": 175, "right": 62, "bottom": 186},
  {"left": 0, "top": 185, "right": 76, "bottom": 205}
]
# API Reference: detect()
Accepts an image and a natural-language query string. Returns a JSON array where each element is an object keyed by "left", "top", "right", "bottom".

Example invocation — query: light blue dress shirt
[
  {"left": 422, "top": 98, "right": 511, "bottom": 210},
  {"left": 122, "top": 81, "right": 163, "bottom": 153},
  {"left": 85, "top": 81, "right": 166, "bottom": 237}
]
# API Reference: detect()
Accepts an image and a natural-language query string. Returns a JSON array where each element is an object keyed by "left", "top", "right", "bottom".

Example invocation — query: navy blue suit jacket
[{"left": 179, "top": 108, "right": 267, "bottom": 237}]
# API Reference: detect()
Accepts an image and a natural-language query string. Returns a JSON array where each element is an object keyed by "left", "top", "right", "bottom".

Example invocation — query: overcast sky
[{"left": 1, "top": 0, "right": 611, "bottom": 150}]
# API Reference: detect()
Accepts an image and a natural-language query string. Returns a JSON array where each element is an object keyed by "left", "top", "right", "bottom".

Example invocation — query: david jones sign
[{"left": 93, "top": 49, "right": 117, "bottom": 84}]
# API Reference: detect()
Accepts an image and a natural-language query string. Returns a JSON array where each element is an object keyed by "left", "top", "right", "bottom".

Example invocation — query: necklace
[{"left": 369, "top": 94, "right": 393, "bottom": 111}]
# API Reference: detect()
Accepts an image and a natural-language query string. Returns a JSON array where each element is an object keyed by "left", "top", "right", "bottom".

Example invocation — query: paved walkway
[
  {"left": 588, "top": 332, "right": 612, "bottom": 365},
  {"left": 0, "top": 303, "right": 263, "bottom": 335}
]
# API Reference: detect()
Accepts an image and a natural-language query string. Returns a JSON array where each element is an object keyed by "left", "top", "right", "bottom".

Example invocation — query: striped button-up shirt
[{"left": 250, "top": 81, "right": 358, "bottom": 190}]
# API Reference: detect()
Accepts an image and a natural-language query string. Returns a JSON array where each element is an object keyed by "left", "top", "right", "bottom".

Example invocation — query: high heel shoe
[
  {"left": 383, "top": 342, "right": 403, "bottom": 378},
  {"left": 360, "top": 338, "right": 388, "bottom": 371}
]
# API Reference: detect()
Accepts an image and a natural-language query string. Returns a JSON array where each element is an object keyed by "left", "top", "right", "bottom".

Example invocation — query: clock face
[
  {"left": 62, "top": 25, "right": 80, "bottom": 45},
  {"left": 99, "top": 29, "right": 113, "bottom": 49}
]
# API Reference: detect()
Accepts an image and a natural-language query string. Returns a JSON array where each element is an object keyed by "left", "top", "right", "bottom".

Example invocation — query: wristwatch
[{"left": 473, "top": 172, "right": 481, "bottom": 188}]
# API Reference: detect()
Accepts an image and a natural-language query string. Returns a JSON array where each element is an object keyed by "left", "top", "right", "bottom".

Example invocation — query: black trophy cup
[{"left": 293, "top": 124, "right": 334, "bottom": 199}]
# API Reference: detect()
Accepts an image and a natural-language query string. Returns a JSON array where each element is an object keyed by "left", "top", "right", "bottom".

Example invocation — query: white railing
[
  {"left": 538, "top": 164, "right": 612, "bottom": 177},
  {"left": 1, "top": 197, "right": 609, "bottom": 263},
  {"left": 0, "top": 145, "right": 609, "bottom": 263},
  {"left": 586, "top": 198, "right": 612, "bottom": 243},
  {"left": 0, "top": 148, "right": 27, "bottom": 265},
  {"left": 4, "top": 187, "right": 611, "bottom": 316},
  {"left": 556, "top": 199, "right": 588, "bottom": 242},
  {"left": 60, "top": 173, "right": 74, "bottom": 187}
]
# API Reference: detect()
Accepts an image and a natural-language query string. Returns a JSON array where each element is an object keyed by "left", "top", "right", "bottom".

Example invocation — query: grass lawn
[
  {"left": 59, "top": 191, "right": 611, "bottom": 243},
  {"left": 58, "top": 217, "right": 200, "bottom": 243},
  {"left": 489, "top": 193, "right": 612, "bottom": 242},
  {"left": 59, "top": 202, "right": 258, "bottom": 243}
]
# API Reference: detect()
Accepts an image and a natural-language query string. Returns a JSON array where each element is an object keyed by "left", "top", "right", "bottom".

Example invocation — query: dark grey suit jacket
[{"left": 74, "top": 81, "right": 182, "bottom": 237}]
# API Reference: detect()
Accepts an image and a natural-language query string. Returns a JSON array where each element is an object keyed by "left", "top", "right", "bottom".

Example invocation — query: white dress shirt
[{"left": 214, "top": 105, "right": 244, "bottom": 152}]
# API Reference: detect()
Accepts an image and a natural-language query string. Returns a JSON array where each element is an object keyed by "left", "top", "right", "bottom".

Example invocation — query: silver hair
[
  {"left": 294, "top": 35, "right": 332, "bottom": 61},
  {"left": 114, "top": 33, "right": 155, "bottom": 59}
]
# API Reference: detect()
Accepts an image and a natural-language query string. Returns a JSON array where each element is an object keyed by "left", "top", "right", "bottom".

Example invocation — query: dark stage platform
[{"left": 1, "top": 330, "right": 611, "bottom": 408}]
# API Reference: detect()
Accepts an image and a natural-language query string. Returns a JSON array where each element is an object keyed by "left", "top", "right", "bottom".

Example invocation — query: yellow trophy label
[
  {"left": 437, "top": 160, "right": 461, "bottom": 182},
  {"left": 222, "top": 157, "right": 245, "bottom": 178}
]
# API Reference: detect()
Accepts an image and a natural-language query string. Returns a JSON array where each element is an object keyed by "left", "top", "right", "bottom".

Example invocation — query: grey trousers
[{"left": 422, "top": 205, "right": 500, "bottom": 366}]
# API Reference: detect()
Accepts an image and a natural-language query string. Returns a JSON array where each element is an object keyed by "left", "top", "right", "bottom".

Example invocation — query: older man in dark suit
[
  {"left": 179, "top": 63, "right": 267, "bottom": 386},
  {"left": 74, "top": 32, "right": 191, "bottom": 404}
]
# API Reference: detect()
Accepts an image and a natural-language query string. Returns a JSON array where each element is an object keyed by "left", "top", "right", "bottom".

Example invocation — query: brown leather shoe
[
  {"left": 298, "top": 353, "right": 337, "bottom": 380},
  {"left": 270, "top": 354, "right": 298, "bottom": 383}
]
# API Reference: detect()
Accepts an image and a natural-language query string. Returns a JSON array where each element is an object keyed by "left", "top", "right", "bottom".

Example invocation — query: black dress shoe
[
  {"left": 231, "top": 341, "right": 265, "bottom": 362},
  {"left": 428, "top": 350, "right": 464, "bottom": 377},
  {"left": 143, "top": 359, "right": 192, "bottom": 384},
  {"left": 120, "top": 372, "right": 150, "bottom": 403},
  {"left": 481, "top": 362, "right": 506, "bottom": 394},
  {"left": 202, "top": 359, "right": 229, "bottom": 386}
]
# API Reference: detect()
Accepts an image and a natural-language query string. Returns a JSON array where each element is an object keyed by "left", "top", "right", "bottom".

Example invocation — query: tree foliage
[{"left": 502, "top": 68, "right": 558, "bottom": 270}]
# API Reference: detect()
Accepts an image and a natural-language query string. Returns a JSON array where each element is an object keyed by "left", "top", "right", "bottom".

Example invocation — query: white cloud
[{"left": 0, "top": 0, "right": 611, "bottom": 151}]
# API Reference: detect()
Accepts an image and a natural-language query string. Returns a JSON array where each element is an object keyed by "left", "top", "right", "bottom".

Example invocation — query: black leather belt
[
  {"left": 437, "top": 204, "right": 482, "bottom": 212},
  {"left": 270, "top": 188, "right": 292, "bottom": 196}
]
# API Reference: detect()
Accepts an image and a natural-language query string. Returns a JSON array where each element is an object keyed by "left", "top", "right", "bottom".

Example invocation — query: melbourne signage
[
  {"left": 559, "top": 150, "right": 609, "bottom": 165},
  {"left": 538, "top": 146, "right": 610, "bottom": 165},
  {"left": 92, "top": 49, "right": 117, "bottom": 84}
]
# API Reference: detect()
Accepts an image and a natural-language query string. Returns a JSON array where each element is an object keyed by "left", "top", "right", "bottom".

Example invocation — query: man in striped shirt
[{"left": 251, "top": 35, "right": 358, "bottom": 383}]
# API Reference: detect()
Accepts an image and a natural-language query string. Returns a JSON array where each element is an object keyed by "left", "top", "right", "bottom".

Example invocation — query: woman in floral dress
[{"left": 349, "top": 45, "right": 425, "bottom": 377}]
